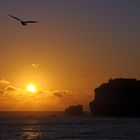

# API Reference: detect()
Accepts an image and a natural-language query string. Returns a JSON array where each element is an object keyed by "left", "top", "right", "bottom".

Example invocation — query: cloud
[
  {"left": 31, "top": 63, "right": 39, "bottom": 68},
  {"left": 0, "top": 78, "right": 93, "bottom": 111},
  {"left": 5, "top": 86, "right": 17, "bottom": 92},
  {"left": 0, "top": 90, "right": 4, "bottom": 95},
  {"left": 0, "top": 79, "right": 10, "bottom": 85},
  {"left": 0, "top": 79, "right": 10, "bottom": 89},
  {"left": 52, "top": 90, "right": 68, "bottom": 98}
]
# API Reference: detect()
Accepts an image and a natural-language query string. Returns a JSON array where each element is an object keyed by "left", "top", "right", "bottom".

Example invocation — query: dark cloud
[
  {"left": 5, "top": 86, "right": 17, "bottom": 92},
  {"left": 0, "top": 90, "right": 4, "bottom": 95},
  {"left": 52, "top": 90, "right": 69, "bottom": 98},
  {"left": 53, "top": 92, "right": 65, "bottom": 98}
]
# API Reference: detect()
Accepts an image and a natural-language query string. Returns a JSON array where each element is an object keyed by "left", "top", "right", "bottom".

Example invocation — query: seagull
[{"left": 8, "top": 15, "right": 39, "bottom": 26}]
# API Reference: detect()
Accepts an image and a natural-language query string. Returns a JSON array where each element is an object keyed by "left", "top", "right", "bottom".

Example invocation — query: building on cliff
[{"left": 89, "top": 78, "right": 140, "bottom": 117}]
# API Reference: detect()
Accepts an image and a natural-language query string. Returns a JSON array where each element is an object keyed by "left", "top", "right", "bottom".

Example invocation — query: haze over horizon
[{"left": 0, "top": 0, "right": 140, "bottom": 111}]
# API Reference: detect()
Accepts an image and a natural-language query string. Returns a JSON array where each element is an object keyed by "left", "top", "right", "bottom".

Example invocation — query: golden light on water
[{"left": 27, "top": 85, "right": 36, "bottom": 93}]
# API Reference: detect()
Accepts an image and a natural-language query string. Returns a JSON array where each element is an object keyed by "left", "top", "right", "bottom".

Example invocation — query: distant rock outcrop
[
  {"left": 89, "top": 78, "right": 140, "bottom": 117},
  {"left": 65, "top": 105, "right": 83, "bottom": 115}
]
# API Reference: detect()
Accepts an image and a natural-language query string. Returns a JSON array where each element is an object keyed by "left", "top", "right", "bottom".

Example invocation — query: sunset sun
[{"left": 27, "top": 85, "right": 36, "bottom": 93}]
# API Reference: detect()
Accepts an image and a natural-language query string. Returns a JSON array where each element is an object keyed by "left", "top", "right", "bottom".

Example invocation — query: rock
[
  {"left": 65, "top": 104, "right": 83, "bottom": 115},
  {"left": 89, "top": 78, "right": 140, "bottom": 117}
]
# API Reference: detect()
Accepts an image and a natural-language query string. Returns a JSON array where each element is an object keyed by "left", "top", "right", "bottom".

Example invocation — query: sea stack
[{"left": 65, "top": 104, "right": 83, "bottom": 115}]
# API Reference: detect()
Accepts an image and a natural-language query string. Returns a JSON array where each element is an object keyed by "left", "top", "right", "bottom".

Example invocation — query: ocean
[{"left": 0, "top": 112, "right": 140, "bottom": 140}]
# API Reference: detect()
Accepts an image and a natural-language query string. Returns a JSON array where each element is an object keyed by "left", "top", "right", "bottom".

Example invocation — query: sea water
[{"left": 0, "top": 112, "right": 140, "bottom": 140}]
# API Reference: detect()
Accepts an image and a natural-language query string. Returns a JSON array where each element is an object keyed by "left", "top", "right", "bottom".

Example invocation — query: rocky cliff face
[{"left": 89, "top": 78, "right": 140, "bottom": 117}]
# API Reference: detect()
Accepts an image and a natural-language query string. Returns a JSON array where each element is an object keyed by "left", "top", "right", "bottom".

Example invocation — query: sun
[{"left": 27, "top": 85, "right": 36, "bottom": 93}]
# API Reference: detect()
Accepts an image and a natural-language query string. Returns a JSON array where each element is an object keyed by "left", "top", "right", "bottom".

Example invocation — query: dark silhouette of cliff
[
  {"left": 65, "top": 105, "right": 83, "bottom": 115},
  {"left": 89, "top": 78, "right": 140, "bottom": 117}
]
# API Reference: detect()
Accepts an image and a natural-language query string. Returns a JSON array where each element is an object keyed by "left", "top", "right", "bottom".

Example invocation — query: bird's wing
[
  {"left": 8, "top": 15, "right": 22, "bottom": 21},
  {"left": 24, "top": 21, "right": 39, "bottom": 23}
]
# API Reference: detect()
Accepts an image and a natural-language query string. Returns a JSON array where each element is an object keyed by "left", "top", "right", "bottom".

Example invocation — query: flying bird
[{"left": 8, "top": 15, "right": 39, "bottom": 26}]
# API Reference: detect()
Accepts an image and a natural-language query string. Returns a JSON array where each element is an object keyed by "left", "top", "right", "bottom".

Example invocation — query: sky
[{"left": 0, "top": 0, "right": 140, "bottom": 111}]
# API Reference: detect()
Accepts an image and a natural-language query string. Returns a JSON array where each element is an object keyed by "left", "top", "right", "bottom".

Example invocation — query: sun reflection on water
[{"left": 22, "top": 126, "right": 41, "bottom": 139}]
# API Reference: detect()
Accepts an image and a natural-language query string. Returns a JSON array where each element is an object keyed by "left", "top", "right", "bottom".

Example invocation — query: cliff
[{"left": 89, "top": 78, "right": 140, "bottom": 117}]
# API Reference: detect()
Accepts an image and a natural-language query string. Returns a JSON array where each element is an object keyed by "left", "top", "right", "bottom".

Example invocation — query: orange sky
[{"left": 0, "top": 0, "right": 140, "bottom": 111}]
